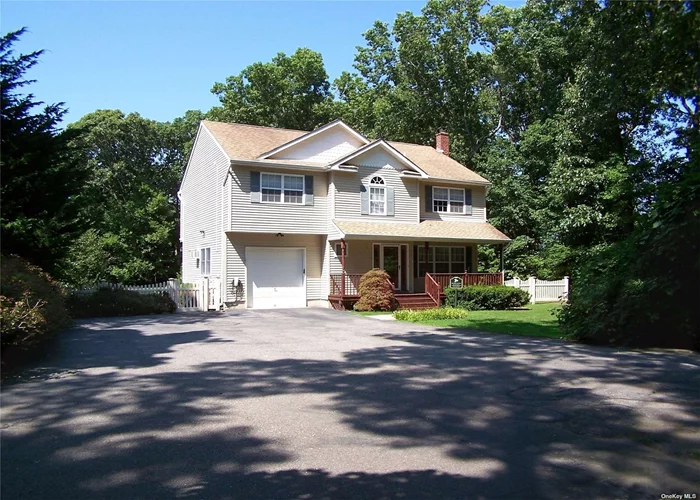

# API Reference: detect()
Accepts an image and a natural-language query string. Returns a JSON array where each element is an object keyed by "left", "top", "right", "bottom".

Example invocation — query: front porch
[
  {"left": 328, "top": 271, "right": 504, "bottom": 310},
  {"left": 327, "top": 238, "right": 505, "bottom": 310}
]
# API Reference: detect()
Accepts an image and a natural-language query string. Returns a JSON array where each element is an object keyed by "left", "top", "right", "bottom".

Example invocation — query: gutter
[{"left": 230, "top": 158, "right": 327, "bottom": 172}]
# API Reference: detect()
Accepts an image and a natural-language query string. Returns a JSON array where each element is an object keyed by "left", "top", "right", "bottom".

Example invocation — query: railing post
[
  {"left": 168, "top": 278, "right": 179, "bottom": 309},
  {"left": 340, "top": 239, "right": 346, "bottom": 300},
  {"left": 563, "top": 276, "right": 570, "bottom": 301},
  {"left": 201, "top": 277, "right": 209, "bottom": 311},
  {"left": 528, "top": 276, "right": 536, "bottom": 304}
]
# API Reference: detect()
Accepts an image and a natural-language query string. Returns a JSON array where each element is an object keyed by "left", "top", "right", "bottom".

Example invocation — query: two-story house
[{"left": 179, "top": 119, "right": 510, "bottom": 310}]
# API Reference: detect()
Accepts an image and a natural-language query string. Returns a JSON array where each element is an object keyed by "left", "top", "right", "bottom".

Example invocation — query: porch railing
[
  {"left": 430, "top": 272, "right": 503, "bottom": 290},
  {"left": 329, "top": 274, "right": 362, "bottom": 296},
  {"left": 424, "top": 273, "right": 441, "bottom": 306}
]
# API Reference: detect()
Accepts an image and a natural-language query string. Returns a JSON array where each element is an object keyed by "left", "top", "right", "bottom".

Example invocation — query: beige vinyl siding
[
  {"left": 328, "top": 240, "right": 414, "bottom": 290},
  {"left": 180, "top": 126, "right": 230, "bottom": 284},
  {"left": 269, "top": 127, "right": 365, "bottom": 163},
  {"left": 329, "top": 240, "right": 478, "bottom": 293},
  {"left": 225, "top": 233, "right": 325, "bottom": 303},
  {"left": 334, "top": 150, "right": 419, "bottom": 223},
  {"left": 230, "top": 165, "right": 328, "bottom": 234},
  {"left": 420, "top": 183, "right": 487, "bottom": 222}
]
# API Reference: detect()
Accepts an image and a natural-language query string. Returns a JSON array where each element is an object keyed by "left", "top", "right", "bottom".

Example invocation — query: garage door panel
[{"left": 247, "top": 248, "right": 306, "bottom": 309}]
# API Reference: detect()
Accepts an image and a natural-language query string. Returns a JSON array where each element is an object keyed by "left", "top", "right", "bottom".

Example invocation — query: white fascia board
[
  {"left": 336, "top": 234, "right": 510, "bottom": 244},
  {"left": 423, "top": 177, "right": 492, "bottom": 187},
  {"left": 330, "top": 140, "right": 429, "bottom": 177},
  {"left": 257, "top": 119, "right": 369, "bottom": 160},
  {"left": 230, "top": 159, "right": 327, "bottom": 172}
]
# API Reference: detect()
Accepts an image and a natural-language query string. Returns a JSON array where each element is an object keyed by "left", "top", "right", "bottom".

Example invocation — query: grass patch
[
  {"left": 395, "top": 303, "right": 565, "bottom": 339},
  {"left": 394, "top": 308, "right": 469, "bottom": 322}
]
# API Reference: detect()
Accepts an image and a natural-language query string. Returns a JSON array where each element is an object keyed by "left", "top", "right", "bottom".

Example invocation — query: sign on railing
[{"left": 449, "top": 277, "right": 463, "bottom": 289}]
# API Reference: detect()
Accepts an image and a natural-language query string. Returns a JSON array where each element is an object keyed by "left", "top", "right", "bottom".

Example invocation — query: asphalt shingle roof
[
  {"left": 333, "top": 220, "right": 510, "bottom": 242},
  {"left": 202, "top": 120, "right": 490, "bottom": 184}
]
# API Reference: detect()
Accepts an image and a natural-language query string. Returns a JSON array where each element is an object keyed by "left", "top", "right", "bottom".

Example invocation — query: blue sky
[{"left": 2, "top": 1, "right": 522, "bottom": 125}]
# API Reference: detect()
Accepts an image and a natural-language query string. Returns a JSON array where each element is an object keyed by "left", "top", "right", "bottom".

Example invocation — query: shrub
[
  {"left": 394, "top": 307, "right": 469, "bottom": 322},
  {"left": 444, "top": 285, "right": 530, "bottom": 310},
  {"left": 0, "top": 255, "right": 70, "bottom": 350},
  {"left": 67, "top": 288, "right": 177, "bottom": 318},
  {"left": 353, "top": 268, "right": 396, "bottom": 311}
]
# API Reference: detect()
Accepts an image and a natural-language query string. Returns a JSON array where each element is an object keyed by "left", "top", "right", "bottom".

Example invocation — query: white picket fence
[
  {"left": 504, "top": 276, "right": 569, "bottom": 304},
  {"left": 71, "top": 278, "right": 221, "bottom": 312}
]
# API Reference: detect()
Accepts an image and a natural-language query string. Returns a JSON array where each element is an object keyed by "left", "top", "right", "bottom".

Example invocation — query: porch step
[{"left": 395, "top": 293, "right": 439, "bottom": 310}]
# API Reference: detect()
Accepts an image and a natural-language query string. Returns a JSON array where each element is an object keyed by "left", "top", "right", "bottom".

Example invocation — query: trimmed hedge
[
  {"left": 0, "top": 255, "right": 70, "bottom": 351},
  {"left": 353, "top": 268, "right": 397, "bottom": 312},
  {"left": 444, "top": 285, "right": 530, "bottom": 310},
  {"left": 394, "top": 307, "right": 469, "bottom": 322},
  {"left": 67, "top": 288, "right": 177, "bottom": 318}
]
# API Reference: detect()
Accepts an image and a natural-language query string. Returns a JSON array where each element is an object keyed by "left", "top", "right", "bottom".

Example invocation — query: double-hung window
[
  {"left": 261, "top": 173, "right": 304, "bottom": 204},
  {"left": 369, "top": 176, "right": 386, "bottom": 215},
  {"left": 417, "top": 246, "right": 467, "bottom": 276},
  {"left": 200, "top": 247, "right": 211, "bottom": 275},
  {"left": 433, "top": 187, "right": 466, "bottom": 214}
]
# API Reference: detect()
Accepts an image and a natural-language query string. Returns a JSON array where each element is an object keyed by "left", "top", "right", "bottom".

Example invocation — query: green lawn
[{"left": 402, "top": 303, "right": 565, "bottom": 339}]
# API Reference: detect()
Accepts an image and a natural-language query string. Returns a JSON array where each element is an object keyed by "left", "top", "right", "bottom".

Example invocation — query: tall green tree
[
  {"left": 0, "top": 28, "right": 87, "bottom": 273},
  {"left": 209, "top": 48, "right": 338, "bottom": 130},
  {"left": 58, "top": 110, "right": 197, "bottom": 286}
]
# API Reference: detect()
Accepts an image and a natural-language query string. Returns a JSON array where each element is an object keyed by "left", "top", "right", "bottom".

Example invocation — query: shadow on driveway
[{"left": 2, "top": 312, "right": 699, "bottom": 499}]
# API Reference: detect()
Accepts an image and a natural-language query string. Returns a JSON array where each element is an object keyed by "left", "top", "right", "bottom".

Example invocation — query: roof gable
[
  {"left": 258, "top": 119, "right": 369, "bottom": 161},
  {"left": 330, "top": 140, "right": 428, "bottom": 177},
  {"left": 265, "top": 122, "right": 367, "bottom": 164}
]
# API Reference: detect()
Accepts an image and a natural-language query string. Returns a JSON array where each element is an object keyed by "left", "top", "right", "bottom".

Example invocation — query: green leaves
[
  {"left": 210, "top": 48, "right": 337, "bottom": 130},
  {"left": 57, "top": 110, "right": 194, "bottom": 286},
  {"left": 1, "top": 29, "right": 88, "bottom": 273}
]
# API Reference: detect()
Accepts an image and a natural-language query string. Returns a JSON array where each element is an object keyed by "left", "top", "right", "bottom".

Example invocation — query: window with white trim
[
  {"left": 433, "top": 187, "right": 466, "bottom": 213},
  {"left": 200, "top": 247, "right": 211, "bottom": 275},
  {"left": 417, "top": 246, "right": 467, "bottom": 277},
  {"left": 261, "top": 173, "right": 304, "bottom": 204},
  {"left": 369, "top": 176, "right": 386, "bottom": 215},
  {"left": 334, "top": 242, "right": 348, "bottom": 258}
]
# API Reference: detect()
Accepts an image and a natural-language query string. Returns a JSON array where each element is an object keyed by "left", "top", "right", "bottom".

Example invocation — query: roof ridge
[
  {"left": 202, "top": 120, "right": 309, "bottom": 134},
  {"left": 387, "top": 139, "right": 432, "bottom": 147}
]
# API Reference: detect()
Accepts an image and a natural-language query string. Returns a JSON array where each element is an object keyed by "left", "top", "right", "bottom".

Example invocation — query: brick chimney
[{"left": 436, "top": 129, "right": 449, "bottom": 156}]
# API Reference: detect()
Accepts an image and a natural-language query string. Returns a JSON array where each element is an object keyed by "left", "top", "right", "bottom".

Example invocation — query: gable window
[
  {"left": 369, "top": 176, "right": 386, "bottom": 215},
  {"left": 200, "top": 247, "right": 211, "bottom": 275},
  {"left": 433, "top": 187, "right": 466, "bottom": 214},
  {"left": 261, "top": 173, "right": 304, "bottom": 204}
]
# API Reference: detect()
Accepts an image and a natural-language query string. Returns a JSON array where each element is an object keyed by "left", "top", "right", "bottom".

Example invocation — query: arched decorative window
[{"left": 369, "top": 176, "right": 386, "bottom": 215}]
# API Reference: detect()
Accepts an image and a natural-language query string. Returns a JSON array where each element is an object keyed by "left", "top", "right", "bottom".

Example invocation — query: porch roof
[{"left": 332, "top": 220, "right": 511, "bottom": 244}]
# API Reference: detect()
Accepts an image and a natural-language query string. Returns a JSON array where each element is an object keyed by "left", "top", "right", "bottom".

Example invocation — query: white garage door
[{"left": 246, "top": 248, "right": 306, "bottom": 309}]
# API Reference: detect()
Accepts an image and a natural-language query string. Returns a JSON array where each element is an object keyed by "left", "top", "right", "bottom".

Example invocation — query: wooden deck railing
[
  {"left": 424, "top": 273, "right": 441, "bottom": 306},
  {"left": 430, "top": 272, "right": 503, "bottom": 290},
  {"left": 329, "top": 274, "right": 362, "bottom": 296}
]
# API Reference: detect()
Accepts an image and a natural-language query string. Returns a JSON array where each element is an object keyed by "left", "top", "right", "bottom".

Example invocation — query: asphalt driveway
[{"left": 2, "top": 309, "right": 699, "bottom": 499}]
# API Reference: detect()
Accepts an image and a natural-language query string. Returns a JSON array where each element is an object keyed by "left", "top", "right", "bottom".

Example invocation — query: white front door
[{"left": 246, "top": 248, "right": 306, "bottom": 309}]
